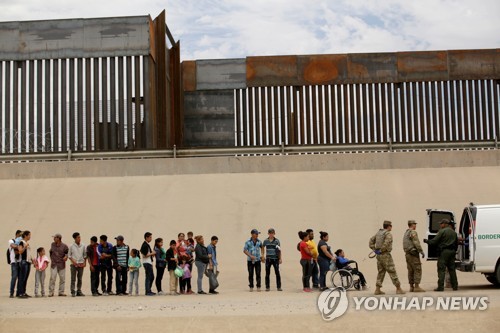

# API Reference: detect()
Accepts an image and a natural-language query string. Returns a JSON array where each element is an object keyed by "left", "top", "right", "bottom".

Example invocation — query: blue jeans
[
  {"left": 10, "top": 263, "right": 20, "bottom": 296},
  {"left": 247, "top": 261, "right": 261, "bottom": 288},
  {"left": 18, "top": 261, "right": 31, "bottom": 296},
  {"left": 265, "top": 258, "right": 281, "bottom": 289},
  {"left": 143, "top": 263, "right": 154, "bottom": 294},
  {"left": 318, "top": 256, "right": 330, "bottom": 288},
  {"left": 300, "top": 259, "right": 312, "bottom": 289}
]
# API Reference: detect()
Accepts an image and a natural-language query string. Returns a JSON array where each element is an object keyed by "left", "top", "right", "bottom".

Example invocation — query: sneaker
[
  {"left": 249, "top": 288, "right": 253, "bottom": 292},
  {"left": 209, "top": 290, "right": 219, "bottom": 294},
  {"left": 265, "top": 288, "right": 270, "bottom": 292},
  {"left": 92, "top": 293, "right": 99, "bottom": 296},
  {"left": 122, "top": 292, "right": 129, "bottom": 296},
  {"left": 303, "top": 288, "right": 312, "bottom": 293},
  {"left": 197, "top": 291, "right": 207, "bottom": 295},
  {"left": 256, "top": 288, "right": 261, "bottom": 292},
  {"left": 9, "top": 294, "right": 14, "bottom": 298},
  {"left": 58, "top": 293, "right": 67, "bottom": 297},
  {"left": 146, "top": 292, "right": 156, "bottom": 296},
  {"left": 108, "top": 291, "right": 115, "bottom": 295},
  {"left": 102, "top": 292, "right": 109, "bottom": 296},
  {"left": 71, "top": 293, "right": 76, "bottom": 297},
  {"left": 48, "top": 293, "right": 54, "bottom": 297},
  {"left": 116, "top": 293, "right": 123, "bottom": 296},
  {"left": 320, "top": 287, "right": 329, "bottom": 291},
  {"left": 434, "top": 288, "right": 444, "bottom": 292},
  {"left": 186, "top": 290, "right": 194, "bottom": 295},
  {"left": 18, "top": 294, "right": 29, "bottom": 299},
  {"left": 77, "top": 292, "right": 85, "bottom": 297},
  {"left": 97, "top": 292, "right": 102, "bottom": 296},
  {"left": 277, "top": 288, "right": 283, "bottom": 291},
  {"left": 158, "top": 291, "right": 165, "bottom": 295}
]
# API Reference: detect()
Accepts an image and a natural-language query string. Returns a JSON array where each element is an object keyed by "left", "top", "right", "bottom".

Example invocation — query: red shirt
[{"left": 299, "top": 241, "right": 312, "bottom": 260}]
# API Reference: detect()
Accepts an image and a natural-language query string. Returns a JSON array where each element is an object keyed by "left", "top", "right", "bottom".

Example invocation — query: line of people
[{"left": 7, "top": 230, "right": 220, "bottom": 298}]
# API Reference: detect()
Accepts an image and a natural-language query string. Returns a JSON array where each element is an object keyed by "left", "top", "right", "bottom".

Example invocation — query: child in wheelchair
[{"left": 334, "top": 249, "right": 368, "bottom": 290}]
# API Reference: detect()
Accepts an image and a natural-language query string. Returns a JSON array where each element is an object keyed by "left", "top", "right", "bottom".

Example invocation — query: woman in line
[
  {"left": 298, "top": 231, "right": 313, "bottom": 293},
  {"left": 317, "top": 231, "right": 336, "bottom": 291},
  {"left": 194, "top": 235, "right": 210, "bottom": 295},
  {"left": 154, "top": 238, "right": 167, "bottom": 295}
]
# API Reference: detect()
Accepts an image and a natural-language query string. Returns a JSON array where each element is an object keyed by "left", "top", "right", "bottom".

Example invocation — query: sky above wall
[{"left": 0, "top": 0, "right": 498, "bottom": 61}]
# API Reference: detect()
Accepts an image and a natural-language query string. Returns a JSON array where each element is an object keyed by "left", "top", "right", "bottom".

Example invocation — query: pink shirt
[{"left": 35, "top": 255, "right": 49, "bottom": 271}]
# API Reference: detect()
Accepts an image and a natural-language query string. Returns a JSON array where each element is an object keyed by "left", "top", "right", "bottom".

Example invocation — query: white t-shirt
[{"left": 8, "top": 239, "right": 18, "bottom": 264}]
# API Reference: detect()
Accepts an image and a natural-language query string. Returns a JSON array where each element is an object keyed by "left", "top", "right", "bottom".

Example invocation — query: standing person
[
  {"left": 154, "top": 238, "right": 167, "bottom": 295},
  {"left": 68, "top": 232, "right": 87, "bottom": 297},
  {"left": 243, "top": 229, "right": 264, "bottom": 292},
  {"left": 403, "top": 220, "right": 426, "bottom": 292},
  {"left": 317, "top": 231, "right": 336, "bottom": 291},
  {"left": 86, "top": 236, "right": 101, "bottom": 296},
  {"left": 306, "top": 229, "right": 319, "bottom": 289},
  {"left": 8, "top": 230, "right": 22, "bottom": 298},
  {"left": 207, "top": 236, "right": 219, "bottom": 294},
  {"left": 141, "top": 232, "right": 156, "bottom": 296},
  {"left": 369, "top": 221, "right": 405, "bottom": 295},
  {"left": 166, "top": 240, "right": 180, "bottom": 295},
  {"left": 97, "top": 235, "right": 114, "bottom": 296},
  {"left": 33, "top": 247, "right": 49, "bottom": 297},
  {"left": 298, "top": 231, "right": 313, "bottom": 292},
  {"left": 17, "top": 230, "right": 33, "bottom": 298},
  {"left": 194, "top": 235, "right": 209, "bottom": 294},
  {"left": 263, "top": 228, "right": 282, "bottom": 292},
  {"left": 424, "top": 219, "right": 459, "bottom": 291},
  {"left": 49, "top": 233, "right": 69, "bottom": 297},
  {"left": 128, "top": 249, "right": 141, "bottom": 296},
  {"left": 112, "top": 235, "right": 129, "bottom": 296},
  {"left": 179, "top": 255, "right": 192, "bottom": 294}
]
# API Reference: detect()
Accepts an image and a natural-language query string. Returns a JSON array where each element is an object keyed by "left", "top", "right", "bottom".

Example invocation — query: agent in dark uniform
[{"left": 424, "top": 219, "right": 458, "bottom": 291}]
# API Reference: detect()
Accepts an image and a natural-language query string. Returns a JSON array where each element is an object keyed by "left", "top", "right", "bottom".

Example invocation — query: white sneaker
[
  {"left": 158, "top": 291, "right": 165, "bottom": 295},
  {"left": 103, "top": 292, "right": 109, "bottom": 296}
]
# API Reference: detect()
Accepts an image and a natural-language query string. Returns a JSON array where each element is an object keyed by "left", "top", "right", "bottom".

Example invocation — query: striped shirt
[
  {"left": 263, "top": 237, "right": 280, "bottom": 260},
  {"left": 113, "top": 245, "right": 129, "bottom": 267}
]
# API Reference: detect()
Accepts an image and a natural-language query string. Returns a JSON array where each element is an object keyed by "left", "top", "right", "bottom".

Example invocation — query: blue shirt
[
  {"left": 337, "top": 256, "right": 350, "bottom": 268},
  {"left": 207, "top": 244, "right": 217, "bottom": 266},
  {"left": 263, "top": 238, "right": 280, "bottom": 260},
  {"left": 243, "top": 238, "right": 263, "bottom": 262}
]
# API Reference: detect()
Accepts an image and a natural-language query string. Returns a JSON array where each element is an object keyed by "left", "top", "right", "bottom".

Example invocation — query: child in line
[
  {"left": 128, "top": 249, "right": 142, "bottom": 296},
  {"left": 335, "top": 249, "right": 368, "bottom": 290},
  {"left": 179, "top": 255, "right": 192, "bottom": 294},
  {"left": 166, "top": 240, "right": 179, "bottom": 295},
  {"left": 34, "top": 247, "right": 50, "bottom": 297}
]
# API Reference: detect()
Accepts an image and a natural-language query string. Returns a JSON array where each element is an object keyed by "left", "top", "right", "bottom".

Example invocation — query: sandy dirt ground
[{"left": 1, "top": 166, "right": 500, "bottom": 332}]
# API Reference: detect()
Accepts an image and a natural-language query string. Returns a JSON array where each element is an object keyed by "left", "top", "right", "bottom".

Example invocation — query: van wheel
[{"left": 485, "top": 275, "right": 499, "bottom": 286}]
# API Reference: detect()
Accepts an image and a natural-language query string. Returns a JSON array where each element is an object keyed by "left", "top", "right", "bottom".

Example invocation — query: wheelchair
[{"left": 329, "top": 259, "right": 363, "bottom": 290}]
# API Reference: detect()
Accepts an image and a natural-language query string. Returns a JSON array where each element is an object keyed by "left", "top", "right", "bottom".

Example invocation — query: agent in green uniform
[{"left": 424, "top": 219, "right": 458, "bottom": 291}]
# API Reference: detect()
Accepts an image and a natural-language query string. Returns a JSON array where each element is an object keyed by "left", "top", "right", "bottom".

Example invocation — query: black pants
[
  {"left": 144, "top": 263, "right": 154, "bottom": 294},
  {"left": 155, "top": 266, "right": 165, "bottom": 292},
  {"left": 180, "top": 277, "right": 192, "bottom": 292},
  {"left": 90, "top": 265, "right": 100, "bottom": 294},
  {"left": 247, "top": 261, "right": 261, "bottom": 288},
  {"left": 265, "top": 258, "right": 281, "bottom": 289},
  {"left": 300, "top": 259, "right": 312, "bottom": 289},
  {"left": 19, "top": 261, "right": 31, "bottom": 296},
  {"left": 100, "top": 265, "right": 113, "bottom": 293},
  {"left": 115, "top": 267, "right": 128, "bottom": 294}
]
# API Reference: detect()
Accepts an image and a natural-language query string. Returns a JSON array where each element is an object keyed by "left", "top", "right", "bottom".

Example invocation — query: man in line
[
  {"left": 207, "top": 236, "right": 219, "bottom": 294},
  {"left": 264, "top": 228, "right": 282, "bottom": 292},
  {"left": 141, "top": 232, "right": 156, "bottom": 296},
  {"left": 112, "top": 235, "right": 130, "bottom": 296},
  {"left": 98, "top": 235, "right": 114, "bottom": 295},
  {"left": 306, "top": 229, "right": 319, "bottom": 289},
  {"left": 403, "top": 220, "right": 425, "bottom": 292},
  {"left": 49, "top": 233, "right": 69, "bottom": 297},
  {"left": 243, "top": 229, "right": 264, "bottom": 292},
  {"left": 17, "top": 230, "right": 32, "bottom": 298},
  {"left": 369, "top": 221, "right": 405, "bottom": 295},
  {"left": 86, "top": 236, "right": 101, "bottom": 296},
  {"left": 8, "top": 230, "right": 22, "bottom": 298},
  {"left": 424, "top": 219, "right": 459, "bottom": 291},
  {"left": 68, "top": 232, "right": 87, "bottom": 297}
]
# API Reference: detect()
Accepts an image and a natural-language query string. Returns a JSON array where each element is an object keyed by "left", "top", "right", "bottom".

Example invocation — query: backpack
[{"left": 6, "top": 239, "right": 14, "bottom": 264}]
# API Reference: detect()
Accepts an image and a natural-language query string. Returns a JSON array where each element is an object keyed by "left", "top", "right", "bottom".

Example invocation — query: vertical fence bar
[
  {"left": 110, "top": 57, "right": 117, "bottom": 149},
  {"left": 387, "top": 83, "right": 395, "bottom": 143},
  {"left": 53, "top": 59, "right": 59, "bottom": 152},
  {"left": 449, "top": 81, "right": 457, "bottom": 141},
  {"left": 373, "top": 83, "right": 380, "bottom": 142},
  {"left": 442, "top": 81, "right": 450, "bottom": 141},
  {"left": 126, "top": 56, "right": 133, "bottom": 149},
  {"left": 298, "top": 87, "right": 305, "bottom": 144},
  {"left": 248, "top": 87, "right": 254, "bottom": 146},
  {"left": 493, "top": 81, "right": 500, "bottom": 138},
  {"left": 318, "top": 85, "right": 325, "bottom": 144},
  {"left": 266, "top": 86, "right": 273, "bottom": 145},
  {"left": 20, "top": 61, "right": 27, "bottom": 152},
  {"left": 474, "top": 80, "right": 482, "bottom": 140},
  {"left": 254, "top": 87, "right": 261, "bottom": 145},
  {"left": 410, "top": 82, "right": 418, "bottom": 142},
  {"left": 311, "top": 85, "right": 318, "bottom": 144},
  {"left": 392, "top": 83, "right": 401, "bottom": 142},
  {"left": 92, "top": 58, "right": 100, "bottom": 150},
  {"left": 85, "top": 58, "right": 92, "bottom": 150},
  {"left": 77, "top": 58, "right": 84, "bottom": 150},
  {"left": 61, "top": 59, "right": 67, "bottom": 152},
  {"left": 12, "top": 62, "right": 19, "bottom": 153},
  {"left": 292, "top": 87, "right": 299, "bottom": 145},
  {"left": 102, "top": 57, "right": 109, "bottom": 150},
  {"left": 69, "top": 58, "right": 75, "bottom": 150},
  {"left": 260, "top": 87, "right": 266, "bottom": 145},
  {"left": 362, "top": 83, "right": 369, "bottom": 143},
  {"left": 463, "top": 80, "right": 472, "bottom": 140},
  {"left": 436, "top": 81, "right": 443, "bottom": 141},
  {"left": 457, "top": 81, "right": 466, "bottom": 141},
  {"left": 134, "top": 56, "right": 141, "bottom": 149},
  {"left": 485, "top": 80, "right": 494, "bottom": 140},
  {"left": 273, "top": 86, "right": 280, "bottom": 145},
  {"left": 118, "top": 57, "right": 125, "bottom": 149},
  {"left": 355, "top": 83, "right": 361, "bottom": 143},
  {"left": 241, "top": 88, "right": 248, "bottom": 146}
]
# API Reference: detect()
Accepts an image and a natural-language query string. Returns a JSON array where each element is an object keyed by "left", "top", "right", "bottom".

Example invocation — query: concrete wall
[{"left": 0, "top": 149, "right": 499, "bottom": 179}]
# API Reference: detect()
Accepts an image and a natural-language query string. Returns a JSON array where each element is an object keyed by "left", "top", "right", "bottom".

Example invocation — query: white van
[{"left": 426, "top": 204, "right": 500, "bottom": 286}]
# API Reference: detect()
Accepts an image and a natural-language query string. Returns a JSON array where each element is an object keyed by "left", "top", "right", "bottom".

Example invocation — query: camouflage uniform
[
  {"left": 369, "top": 229, "right": 401, "bottom": 288},
  {"left": 403, "top": 227, "right": 424, "bottom": 285}
]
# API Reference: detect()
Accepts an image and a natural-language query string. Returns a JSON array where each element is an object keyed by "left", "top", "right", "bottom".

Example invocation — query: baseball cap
[
  {"left": 268, "top": 228, "right": 275, "bottom": 233},
  {"left": 115, "top": 235, "right": 124, "bottom": 241},
  {"left": 52, "top": 233, "right": 62, "bottom": 238},
  {"left": 408, "top": 220, "right": 417, "bottom": 226},
  {"left": 440, "top": 219, "right": 450, "bottom": 225},
  {"left": 251, "top": 229, "right": 260, "bottom": 235}
]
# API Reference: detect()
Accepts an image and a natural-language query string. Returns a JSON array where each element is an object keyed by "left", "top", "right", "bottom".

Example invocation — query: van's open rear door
[{"left": 426, "top": 209, "right": 455, "bottom": 260}]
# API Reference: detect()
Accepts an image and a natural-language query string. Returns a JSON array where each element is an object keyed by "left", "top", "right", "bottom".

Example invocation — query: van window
[{"left": 429, "top": 211, "right": 454, "bottom": 233}]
